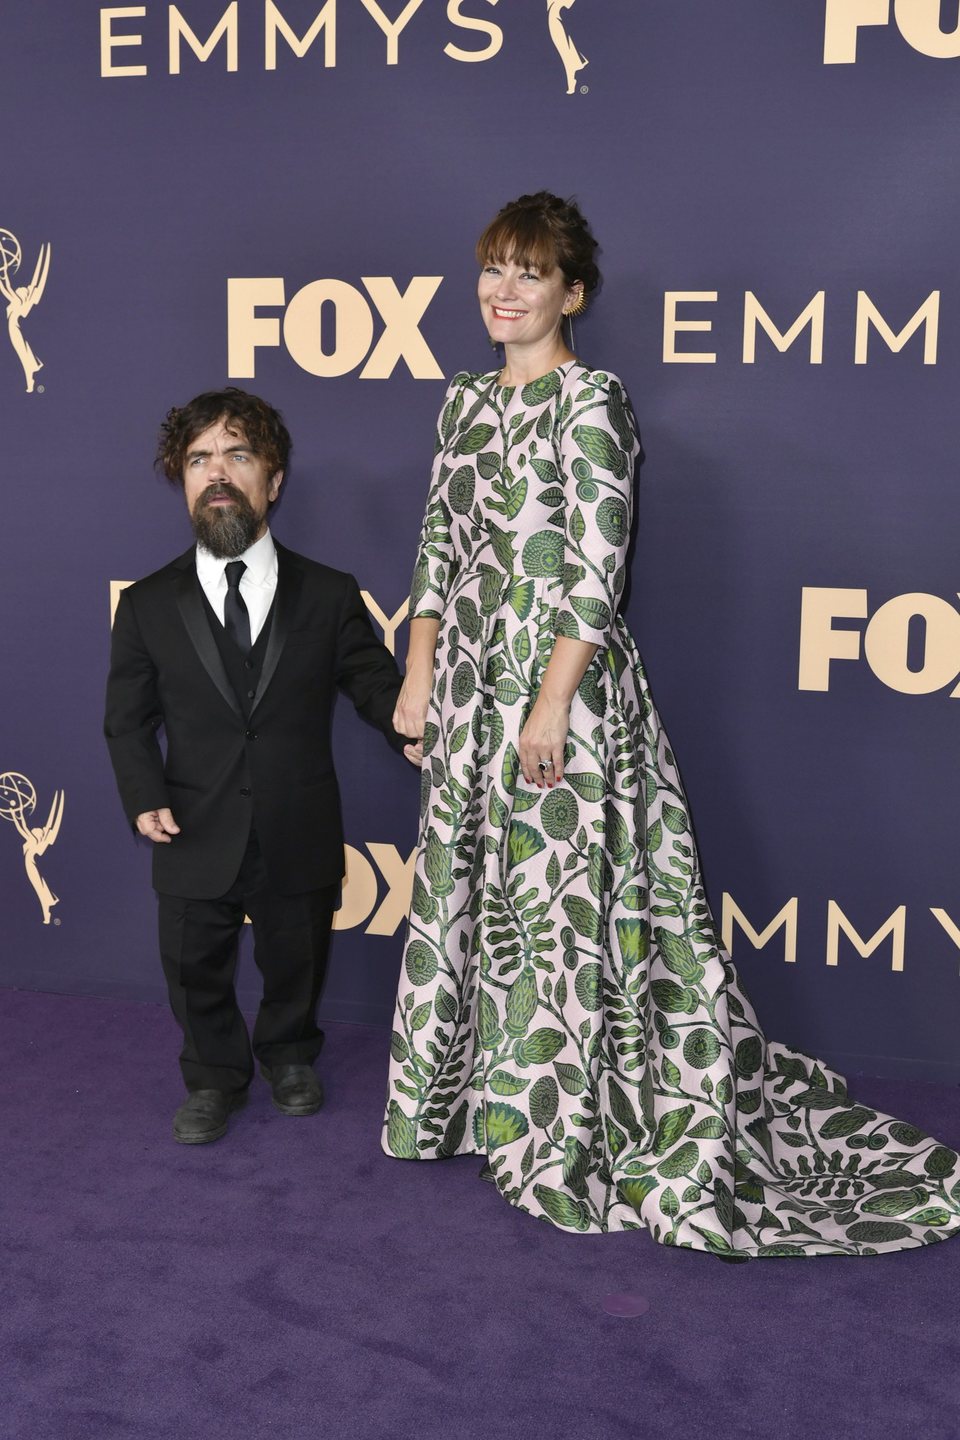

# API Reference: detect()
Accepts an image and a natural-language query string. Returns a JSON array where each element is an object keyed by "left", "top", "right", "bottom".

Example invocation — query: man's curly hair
[{"left": 156, "top": 388, "right": 292, "bottom": 486}]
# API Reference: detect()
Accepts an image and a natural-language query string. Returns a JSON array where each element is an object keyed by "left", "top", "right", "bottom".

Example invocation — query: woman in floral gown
[{"left": 383, "top": 192, "right": 960, "bottom": 1257}]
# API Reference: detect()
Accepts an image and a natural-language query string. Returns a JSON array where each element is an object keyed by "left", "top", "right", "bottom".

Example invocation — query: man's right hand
[{"left": 136, "top": 808, "right": 181, "bottom": 843}]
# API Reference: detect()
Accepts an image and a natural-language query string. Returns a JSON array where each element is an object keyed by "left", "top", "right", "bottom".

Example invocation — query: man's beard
[{"left": 191, "top": 484, "right": 263, "bottom": 558}]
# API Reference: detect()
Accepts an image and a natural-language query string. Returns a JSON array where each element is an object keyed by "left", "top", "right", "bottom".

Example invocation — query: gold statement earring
[{"left": 564, "top": 289, "right": 587, "bottom": 350}]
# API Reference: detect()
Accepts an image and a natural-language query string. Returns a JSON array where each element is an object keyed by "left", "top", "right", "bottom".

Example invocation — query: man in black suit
[{"left": 105, "top": 388, "right": 416, "bottom": 1144}]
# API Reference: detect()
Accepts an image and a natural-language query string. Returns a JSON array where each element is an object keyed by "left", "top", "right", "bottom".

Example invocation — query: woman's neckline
[{"left": 490, "top": 357, "right": 581, "bottom": 391}]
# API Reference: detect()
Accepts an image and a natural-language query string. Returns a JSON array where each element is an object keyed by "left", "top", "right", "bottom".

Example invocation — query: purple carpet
[{"left": 2, "top": 989, "right": 959, "bottom": 1440}]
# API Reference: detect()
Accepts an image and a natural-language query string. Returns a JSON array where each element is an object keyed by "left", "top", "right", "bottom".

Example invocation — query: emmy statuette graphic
[
  {"left": 0, "top": 229, "right": 50, "bottom": 393},
  {"left": 0, "top": 772, "right": 64, "bottom": 924},
  {"left": 546, "top": 0, "right": 588, "bottom": 94}
]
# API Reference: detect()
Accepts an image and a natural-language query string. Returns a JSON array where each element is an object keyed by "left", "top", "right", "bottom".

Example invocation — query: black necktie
[{"left": 224, "top": 560, "right": 252, "bottom": 653}]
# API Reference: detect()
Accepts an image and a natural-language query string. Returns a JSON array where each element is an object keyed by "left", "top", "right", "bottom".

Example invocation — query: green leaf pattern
[{"left": 383, "top": 364, "right": 960, "bottom": 1257}]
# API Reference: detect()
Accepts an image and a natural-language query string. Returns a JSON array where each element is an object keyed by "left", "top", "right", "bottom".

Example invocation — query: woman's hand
[
  {"left": 394, "top": 617, "right": 439, "bottom": 764},
  {"left": 393, "top": 670, "right": 431, "bottom": 746},
  {"left": 519, "top": 694, "right": 570, "bottom": 788},
  {"left": 517, "top": 636, "right": 597, "bottom": 787},
  {"left": 396, "top": 680, "right": 427, "bottom": 764}
]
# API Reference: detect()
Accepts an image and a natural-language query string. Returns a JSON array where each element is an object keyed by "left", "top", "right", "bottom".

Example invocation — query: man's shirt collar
[{"left": 196, "top": 528, "right": 277, "bottom": 587}]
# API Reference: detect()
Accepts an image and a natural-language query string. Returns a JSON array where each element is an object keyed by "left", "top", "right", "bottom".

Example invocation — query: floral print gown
[{"left": 382, "top": 360, "right": 960, "bottom": 1257}]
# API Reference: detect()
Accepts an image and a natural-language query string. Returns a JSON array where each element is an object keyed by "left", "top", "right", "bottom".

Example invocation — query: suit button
[
  {"left": 247, "top": 690, "right": 256, "bottom": 699},
  {"left": 240, "top": 787, "right": 251, "bottom": 797},
  {"left": 243, "top": 660, "right": 253, "bottom": 670},
  {"left": 245, "top": 729, "right": 257, "bottom": 740}
]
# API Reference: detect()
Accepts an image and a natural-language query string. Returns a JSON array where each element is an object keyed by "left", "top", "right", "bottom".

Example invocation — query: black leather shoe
[
  {"left": 173, "top": 1088, "right": 247, "bottom": 1145},
  {"left": 261, "top": 1063, "right": 324, "bottom": 1116}
]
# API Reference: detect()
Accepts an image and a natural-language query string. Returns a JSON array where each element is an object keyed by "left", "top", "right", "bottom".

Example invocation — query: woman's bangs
[{"left": 476, "top": 214, "right": 558, "bottom": 275}]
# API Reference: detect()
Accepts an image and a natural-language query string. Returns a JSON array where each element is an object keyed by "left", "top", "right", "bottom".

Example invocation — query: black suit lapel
[
  {"left": 174, "top": 558, "right": 243, "bottom": 720},
  {"left": 252, "top": 542, "right": 302, "bottom": 713}
]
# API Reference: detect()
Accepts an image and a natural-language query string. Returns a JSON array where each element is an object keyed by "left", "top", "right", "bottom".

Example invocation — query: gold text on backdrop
[
  {"left": 99, "top": 2, "right": 589, "bottom": 89},
  {"left": 333, "top": 844, "right": 417, "bottom": 933},
  {"left": 361, "top": 594, "right": 409, "bottom": 655},
  {"left": 798, "top": 588, "right": 960, "bottom": 695},
  {"left": 663, "top": 291, "right": 940, "bottom": 364},
  {"left": 100, "top": 2, "right": 595, "bottom": 78},
  {"left": 825, "top": 0, "right": 960, "bottom": 63},
  {"left": 227, "top": 276, "right": 443, "bottom": 379},
  {"left": 723, "top": 895, "right": 960, "bottom": 973}
]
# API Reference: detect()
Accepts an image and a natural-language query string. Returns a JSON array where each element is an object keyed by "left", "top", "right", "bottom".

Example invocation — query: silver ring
[{"left": 538, "top": 759, "right": 553, "bottom": 773}]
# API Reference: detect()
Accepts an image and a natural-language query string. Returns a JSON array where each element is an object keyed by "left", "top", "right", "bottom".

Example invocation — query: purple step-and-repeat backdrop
[{"left": 1, "top": 2, "right": 958, "bottom": 1080}]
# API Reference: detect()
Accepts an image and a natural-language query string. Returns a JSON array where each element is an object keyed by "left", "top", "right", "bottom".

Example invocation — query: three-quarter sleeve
[
  {"left": 553, "top": 371, "right": 641, "bottom": 647},
  {"left": 408, "top": 374, "right": 469, "bottom": 620}
]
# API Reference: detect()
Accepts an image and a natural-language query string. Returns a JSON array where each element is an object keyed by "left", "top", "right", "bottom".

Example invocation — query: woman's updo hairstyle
[{"left": 476, "top": 191, "right": 601, "bottom": 297}]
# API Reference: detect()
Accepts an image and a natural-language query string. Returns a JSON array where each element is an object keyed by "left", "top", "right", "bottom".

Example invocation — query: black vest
[{"left": 201, "top": 590, "right": 275, "bottom": 719}]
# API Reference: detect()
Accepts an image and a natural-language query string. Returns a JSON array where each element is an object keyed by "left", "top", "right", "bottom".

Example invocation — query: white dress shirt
[{"left": 195, "top": 529, "right": 278, "bottom": 645}]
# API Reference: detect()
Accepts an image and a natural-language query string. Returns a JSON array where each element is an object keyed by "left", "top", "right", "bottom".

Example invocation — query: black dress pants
[{"left": 157, "top": 827, "right": 339, "bottom": 1094}]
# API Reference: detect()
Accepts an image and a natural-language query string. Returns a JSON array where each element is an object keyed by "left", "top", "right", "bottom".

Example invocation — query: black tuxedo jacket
[{"left": 104, "top": 540, "right": 405, "bottom": 899}]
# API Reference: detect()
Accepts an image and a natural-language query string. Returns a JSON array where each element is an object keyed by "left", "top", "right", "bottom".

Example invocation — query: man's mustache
[{"left": 199, "top": 483, "right": 251, "bottom": 509}]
